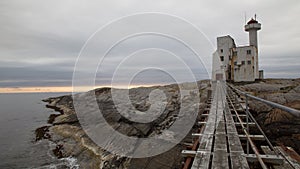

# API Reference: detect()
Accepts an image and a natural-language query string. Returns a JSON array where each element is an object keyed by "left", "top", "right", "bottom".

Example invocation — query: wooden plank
[
  {"left": 225, "top": 114, "right": 234, "bottom": 123},
  {"left": 201, "top": 113, "right": 209, "bottom": 117},
  {"left": 212, "top": 83, "right": 229, "bottom": 169},
  {"left": 191, "top": 152, "right": 211, "bottom": 169},
  {"left": 182, "top": 150, "right": 211, "bottom": 157},
  {"left": 198, "top": 121, "right": 206, "bottom": 125},
  {"left": 226, "top": 122, "right": 238, "bottom": 134},
  {"left": 261, "top": 146, "right": 288, "bottom": 169},
  {"left": 212, "top": 150, "right": 229, "bottom": 169},
  {"left": 224, "top": 87, "right": 250, "bottom": 169},
  {"left": 227, "top": 133, "right": 244, "bottom": 152},
  {"left": 183, "top": 142, "right": 194, "bottom": 147},
  {"left": 182, "top": 150, "right": 197, "bottom": 157},
  {"left": 203, "top": 121, "right": 215, "bottom": 135},
  {"left": 192, "top": 83, "right": 219, "bottom": 169},
  {"left": 214, "top": 133, "right": 227, "bottom": 150},
  {"left": 235, "top": 122, "right": 256, "bottom": 126},
  {"left": 216, "top": 121, "right": 226, "bottom": 134},
  {"left": 198, "top": 131, "right": 214, "bottom": 151},
  {"left": 244, "top": 154, "right": 284, "bottom": 165},
  {"left": 232, "top": 114, "right": 247, "bottom": 117},
  {"left": 239, "top": 134, "right": 265, "bottom": 141},
  {"left": 230, "top": 152, "right": 250, "bottom": 169},
  {"left": 192, "top": 133, "right": 202, "bottom": 137}
]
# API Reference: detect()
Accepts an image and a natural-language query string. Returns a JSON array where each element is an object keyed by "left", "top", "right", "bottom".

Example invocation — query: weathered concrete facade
[
  {"left": 213, "top": 17, "right": 263, "bottom": 82},
  {"left": 231, "top": 46, "right": 259, "bottom": 82}
]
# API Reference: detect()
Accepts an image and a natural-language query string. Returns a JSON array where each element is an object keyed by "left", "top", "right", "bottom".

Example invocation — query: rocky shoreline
[
  {"left": 36, "top": 78, "right": 300, "bottom": 168},
  {"left": 36, "top": 81, "right": 210, "bottom": 169}
]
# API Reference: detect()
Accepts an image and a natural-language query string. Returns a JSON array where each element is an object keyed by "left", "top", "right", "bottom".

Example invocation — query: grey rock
[
  {"left": 39, "top": 80, "right": 210, "bottom": 169},
  {"left": 53, "top": 114, "right": 78, "bottom": 125}
]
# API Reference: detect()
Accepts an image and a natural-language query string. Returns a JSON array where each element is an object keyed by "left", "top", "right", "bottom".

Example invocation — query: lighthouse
[
  {"left": 244, "top": 16, "right": 261, "bottom": 48},
  {"left": 213, "top": 15, "right": 264, "bottom": 82}
]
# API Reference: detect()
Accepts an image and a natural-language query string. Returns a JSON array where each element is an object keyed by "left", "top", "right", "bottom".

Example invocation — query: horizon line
[{"left": 0, "top": 84, "right": 166, "bottom": 94}]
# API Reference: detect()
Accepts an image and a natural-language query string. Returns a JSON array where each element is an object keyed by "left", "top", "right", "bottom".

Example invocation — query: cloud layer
[{"left": 0, "top": 0, "right": 299, "bottom": 88}]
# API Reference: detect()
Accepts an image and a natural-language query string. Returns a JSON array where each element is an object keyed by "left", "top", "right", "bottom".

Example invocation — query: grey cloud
[
  {"left": 0, "top": 0, "right": 299, "bottom": 88},
  {"left": 0, "top": 66, "right": 73, "bottom": 87}
]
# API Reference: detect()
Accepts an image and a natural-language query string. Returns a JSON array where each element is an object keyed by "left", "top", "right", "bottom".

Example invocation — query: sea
[{"left": 0, "top": 93, "right": 79, "bottom": 169}]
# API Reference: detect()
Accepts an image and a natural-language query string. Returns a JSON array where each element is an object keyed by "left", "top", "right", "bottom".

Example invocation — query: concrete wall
[
  {"left": 231, "top": 46, "right": 258, "bottom": 82},
  {"left": 249, "top": 30, "right": 258, "bottom": 47},
  {"left": 212, "top": 51, "right": 226, "bottom": 81},
  {"left": 216, "top": 36, "right": 236, "bottom": 80}
]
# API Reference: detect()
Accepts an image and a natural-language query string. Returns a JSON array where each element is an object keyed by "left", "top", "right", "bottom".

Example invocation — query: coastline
[
  {"left": 36, "top": 78, "right": 300, "bottom": 168},
  {"left": 36, "top": 81, "right": 210, "bottom": 168}
]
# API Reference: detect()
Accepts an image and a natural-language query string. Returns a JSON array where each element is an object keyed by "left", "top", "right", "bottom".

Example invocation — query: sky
[{"left": 0, "top": 0, "right": 300, "bottom": 92}]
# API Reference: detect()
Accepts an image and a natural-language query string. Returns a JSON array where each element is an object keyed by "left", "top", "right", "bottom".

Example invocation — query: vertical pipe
[
  {"left": 246, "top": 95, "right": 249, "bottom": 155},
  {"left": 234, "top": 94, "right": 237, "bottom": 122}
]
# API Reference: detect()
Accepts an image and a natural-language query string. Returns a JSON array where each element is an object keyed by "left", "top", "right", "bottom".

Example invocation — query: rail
[
  {"left": 227, "top": 83, "right": 299, "bottom": 169},
  {"left": 224, "top": 84, "right": 268, "bottom": 169},
  {"left": 227, "top": 84, "right": 300, "bottom": 118}
]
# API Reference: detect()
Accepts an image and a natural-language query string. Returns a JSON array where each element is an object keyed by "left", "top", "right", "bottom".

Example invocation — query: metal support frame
[
  {"left": 246, "top": 95, "right": 249, "bottom": 155},
  {"left": 223, "top": 83, "right": 268, "bottom": 169}
]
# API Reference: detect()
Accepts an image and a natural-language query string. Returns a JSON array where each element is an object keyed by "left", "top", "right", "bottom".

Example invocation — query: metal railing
[
  {"left": 226, "top": 83, "right": 299, "bottom": 169},
  {"left": 227, "top": 84, "right": 300, "bottom": 118}
]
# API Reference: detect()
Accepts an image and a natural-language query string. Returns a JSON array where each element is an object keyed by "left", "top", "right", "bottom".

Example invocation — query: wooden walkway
[
  {"left": 182, "top": 81, "right": 300, "bottom": 169},
  {"left": 191, "top": 81, "right": 248, "bottom": 169}
]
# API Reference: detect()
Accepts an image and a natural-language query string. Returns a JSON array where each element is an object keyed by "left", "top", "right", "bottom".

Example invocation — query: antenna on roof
[
  {"left": 254, "top": 14, "right": 257, "bottom": 20},
  {"left": 244, "top": 12, "right": 247, "bottom": 24}
]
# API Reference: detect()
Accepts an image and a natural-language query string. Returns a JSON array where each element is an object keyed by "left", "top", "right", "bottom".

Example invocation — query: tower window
[
  {"left": 234, "top": 61, "right": 237, "bottom": 65},
  {"left": 247, "top": 50, "right": 251, "bottom": 55},
  {"left": 233, "top": 51, "right": 237, "bottom": 56},
  {"left": 220, "top": 49, "right": 223, "bottom": 53},
  {"left": 248, "top": 60, "right": 251, "bottom": 65},
  {"left": 220, "top": 56, "right": 224, "bottom": 61},
  {"left": 241, "top": 61, "right": 245, "bottom": 65}
]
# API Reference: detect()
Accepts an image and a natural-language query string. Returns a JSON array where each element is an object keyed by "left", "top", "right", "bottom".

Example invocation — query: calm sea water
[{"left": 0, "top": 93, "right": 79, "bottom": 169}]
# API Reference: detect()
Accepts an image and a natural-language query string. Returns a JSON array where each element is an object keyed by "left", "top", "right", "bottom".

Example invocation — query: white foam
[
  {"left": 33, "top": 157, "right": 79, "bottom": 169},
  {"left": 33, "top": 141, "right": 80, "bottom": 169},
  {"left": 60, "top": 156, "right": 80, "bottom": 169}
]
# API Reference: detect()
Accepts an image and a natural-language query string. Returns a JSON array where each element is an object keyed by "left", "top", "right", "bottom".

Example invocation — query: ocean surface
[{"left": 0, "top": 93, "right": 79, "bottom": 169}]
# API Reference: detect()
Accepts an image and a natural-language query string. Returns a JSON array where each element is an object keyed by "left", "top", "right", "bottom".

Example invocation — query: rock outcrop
[{"left": 37, "top": 80, "right": 210, "bottom": 169}]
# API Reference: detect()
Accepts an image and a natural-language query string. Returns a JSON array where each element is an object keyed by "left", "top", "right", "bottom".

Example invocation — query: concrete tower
[{"left": 244, "top": 17, "right": 261, "bottom": 48}]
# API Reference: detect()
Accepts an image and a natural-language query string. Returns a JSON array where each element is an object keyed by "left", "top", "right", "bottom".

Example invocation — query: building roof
[
  {"left": 247, "top": 18, "right": 258, "bottom": 24},
  {"left": 217, "top": 35, "right": 234, "bottom": 39}
]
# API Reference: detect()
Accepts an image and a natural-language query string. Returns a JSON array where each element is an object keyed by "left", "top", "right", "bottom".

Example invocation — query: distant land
[{"left": 0, "top": 83, "right": 184, "bottom": 93}]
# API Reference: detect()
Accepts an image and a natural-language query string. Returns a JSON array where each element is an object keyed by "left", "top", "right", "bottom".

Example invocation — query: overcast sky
[{"left": 0, "top": 0, "right": 299, "bottom": 89}]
